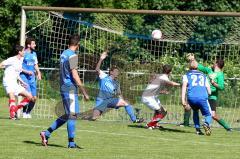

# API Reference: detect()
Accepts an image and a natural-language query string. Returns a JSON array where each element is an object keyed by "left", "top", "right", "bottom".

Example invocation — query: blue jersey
[
  {"left": 60, "top": 49, "right": 78, "bottom": 88},
  {"left": 97, "top": 70, "right": 120, "bottom": 99},
  {"left": 21, "top": 50, "right": 38, "bottom": 80},
  {"left": 183, "top": 70, "right": 209, "bottom": 100}
]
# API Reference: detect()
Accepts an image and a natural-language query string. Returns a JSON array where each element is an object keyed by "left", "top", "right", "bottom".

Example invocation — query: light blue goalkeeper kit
[
  {"left": 44, "top": 49, "right": 79, "bottom": 147},
  {"left": 94, "top": 71, "right": 137, "bottom": 122},
  {"left": 182, "top": 70, "right": 212, "bottom": 128}
]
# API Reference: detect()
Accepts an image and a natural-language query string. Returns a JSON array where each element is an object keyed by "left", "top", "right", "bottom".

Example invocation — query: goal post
[{"left": 20, "top": 6, "right": 240, "bottom": 128}]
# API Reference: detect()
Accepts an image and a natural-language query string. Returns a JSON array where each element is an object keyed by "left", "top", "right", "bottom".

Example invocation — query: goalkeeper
[{"left": 184, "top": 53, "right": 232, "bottom": 131}]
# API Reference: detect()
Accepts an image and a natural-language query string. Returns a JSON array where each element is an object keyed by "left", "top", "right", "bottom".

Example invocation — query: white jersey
[
  {"left": 2, "top": 56, "right": 23, "bottom": 85},
  {"left": 142, "top": 74, "right": 170, "bottom": 97}
]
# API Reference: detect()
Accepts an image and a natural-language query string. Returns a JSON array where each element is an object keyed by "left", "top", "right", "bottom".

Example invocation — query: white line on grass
[{"left": 12, "top": 123, "right": 240, "bottom": 147}]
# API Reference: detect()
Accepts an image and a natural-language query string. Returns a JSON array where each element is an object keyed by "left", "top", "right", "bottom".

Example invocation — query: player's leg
[
  {"left": 26, "top": 80, "right": 37, "bottom": 118},
  {"left": 115, "top": 98, "right": 143, "bottom": 123},
  {"left": 178, "top": 108, "right": 191, "bottom": 127},
  {"left": 142, "top": 96, "right": 165, "bottom": 128},
  {"left": 8, "top": 92, "right": 17, "bottom": 119},
  {"left": 199, "top": 99, "right": 212, "bottom": 136},
  {"left": 19, "top": 75, "right": 30, "bottom": 118},
  {"left": 91, "top": 97, "right": 107, "bottom": 120},
  {"left": 209, "top": 99, "right": 232, "bottom": 131}
]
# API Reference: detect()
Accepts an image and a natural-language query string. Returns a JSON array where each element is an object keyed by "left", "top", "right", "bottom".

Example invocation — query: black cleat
[
  {"left": 133, "top": 118, "right": 144, "bottom": 123},
  {"left": 68, "top": 144, "right": 83, "bottom": 149},
  {"left": 227, "top": 128, "right": 233, "bottom": 132},
  {"left": 196, "top": 128, "right": 204, "bottom": 135}
]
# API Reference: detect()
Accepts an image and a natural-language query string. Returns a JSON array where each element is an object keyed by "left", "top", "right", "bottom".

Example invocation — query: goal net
[{"left": 20, "top": 7, "right": 240, "bottom": 128}]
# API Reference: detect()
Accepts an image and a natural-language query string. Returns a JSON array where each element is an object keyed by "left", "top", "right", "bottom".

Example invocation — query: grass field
[{"left": 1, "top": 103, "right": 240, "bottom": 159}]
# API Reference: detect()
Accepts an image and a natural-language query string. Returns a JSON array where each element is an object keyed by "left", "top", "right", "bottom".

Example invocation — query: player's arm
[
  {"left": 164, "top": 80, "right": 180, "bottom": 87},
  {"left": 0, "top": 62, "right": 5, "bottom": 68},
  {"left": 72, "top": 69, "right": 89, "bottom": 100},
  {"left": 17, "top": 76, "right": 28, "bottom": 88},
  {"left": 96, "top": 51, "right": 108, "bottom": 75},
  {"left": 69, "top": 54, "right": 89, "bottom": 100},
  {"left": 21, "top": 68, "right": 33, "bottom": 75},
  {"left": 211, "top": 74, "right": 224, "bottom": 90},
  {"left": 206, "top": 79, "right": 211, "bottom": 95},
  {"left": 181, "top": 81, "right": 188, "bottom": 107},
  {"left": 34, "top": 64, "right": 42, "bottom": 80}
]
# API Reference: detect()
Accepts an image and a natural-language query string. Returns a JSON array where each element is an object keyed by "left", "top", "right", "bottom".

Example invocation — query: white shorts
[
  {"left": 142, "top": 96, "right": 161, "bottom": 110},
  {"left": 3, "top": 80, "right": 25, "bottom": 96}
]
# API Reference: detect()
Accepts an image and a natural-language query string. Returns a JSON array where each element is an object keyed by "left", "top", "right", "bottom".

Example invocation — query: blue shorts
[
  {"left": 20, "top": 74, "right": 37, "bottom": 96},
  {"left": 94, "top": 97, "right": 120, "bottom": 112},
  {"left": 60, "top": 85, "right": 80, "bottom": 116},
  {"left": 188, "top": 98, "right": 211, "bottom": 116}
]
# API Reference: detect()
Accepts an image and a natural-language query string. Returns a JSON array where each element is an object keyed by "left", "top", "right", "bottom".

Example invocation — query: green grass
[{"left": 1, "top": 101, "right": 240, "bottom": 159}]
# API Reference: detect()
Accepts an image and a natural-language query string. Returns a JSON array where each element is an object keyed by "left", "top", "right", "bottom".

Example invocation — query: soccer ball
[{"left": 151, "top": 29, "right": 162, "bottom": 40}]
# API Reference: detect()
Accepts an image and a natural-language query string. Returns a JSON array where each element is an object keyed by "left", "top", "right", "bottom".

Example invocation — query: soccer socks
[
  {"left": 45, "top": 117, "right": 67, "bottom": 137},
  {"left": 9, "top": 99, "right": 17, "bottom": 118},
  {"left": 26, "top": 101, "right": 35, "bottom": 114},
  {"left": 218, "top": 118, "right": 231, "bottom": 130},
  {"left": 67, "top": 119, "right": 76, "bottom": 145},
  {"left": 183, "top": 109, "right": 191, "bottom": 126},
  {"left": 193, "top": 111, "right": 200, "bottom": 129},
  {"left": 17, "top": 98, "right": 30, "bottom": 109},
  {"left": 124, "top": 105, "right": 136, "bottom": 122}
]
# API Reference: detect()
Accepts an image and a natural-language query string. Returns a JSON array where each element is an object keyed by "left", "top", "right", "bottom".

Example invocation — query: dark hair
[
  {"left": 109, "top": 65, "right": 119, "bottom": 72},
  {"left": 216, "top": 59, "right": 224, "bottom": 69},
  {"left": 25, "top": 37, "right": 35, "bottom": 48},
  {"left": 15, "top": 45, "right": 24, "bottom": 54},
  {"left": 162, "top": 64, "right": 172, "bottom": 74},
  {"left": 68, "top": 34, "right": 80, "bottom": 46}
]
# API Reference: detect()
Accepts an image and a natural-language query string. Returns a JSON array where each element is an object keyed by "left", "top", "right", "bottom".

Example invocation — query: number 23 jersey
[{"left": 182, "top": 70, "right": 210, "bottom": 100}]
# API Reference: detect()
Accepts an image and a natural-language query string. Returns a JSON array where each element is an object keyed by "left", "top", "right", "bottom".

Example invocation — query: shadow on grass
[
  {"left": 23, "top": 140, "right": 66, "bottom": 148},
  {"left": 128, "top": 124, "right": 191, "bottom": 133}
]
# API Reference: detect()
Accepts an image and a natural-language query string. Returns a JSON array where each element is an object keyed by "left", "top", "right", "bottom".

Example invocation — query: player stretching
[
  {"left": 182, "top": 61, "right": 212, "bottom": 135},
  {"left": 142, "top": 64, "right": 180, "bottom": 129},
  {"left": 91, "top": 52, "right": 143, "bottom": 123},
  {"left": 40, "top": 35, "right": 89, "bottom": 148},
  {"left": 188, "top": 54, "right": 232, "bottom": 131},
  {"left": 0, "top": 45, "right": 33, "bottom": 120},
  {"left": 20, "top": 37, "right": 42, "bottom": 118}
]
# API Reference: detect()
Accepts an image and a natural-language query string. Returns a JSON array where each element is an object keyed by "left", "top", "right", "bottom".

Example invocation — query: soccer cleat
[
  {"left": 227, "top": 128, "right": 233, "bottom": 132},
  {"left": 202, "top": 123, "right": 211, "bottom": 136},
  {"left": 22, "top": 113, "right": 28, "bottom": 119},
  {"left": 40, "top": 131, "right": 48, "bottom": 147},
  {"left": 178, "top": 123, "right": 190, "bottom": 127},
  {"left": 196, "top": 128, "right": 204, "bottom": 135},
  {"left": 133, "top": 118, "right": 144, "bottom": 123},
  {"left": 68, "top": 144, "right": 83, "bottom": 149}
]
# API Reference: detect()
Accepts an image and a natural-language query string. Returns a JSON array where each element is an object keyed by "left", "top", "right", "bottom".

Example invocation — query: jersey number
[{"left": 191, "top": 75, "right": 204, "bottom": 86}]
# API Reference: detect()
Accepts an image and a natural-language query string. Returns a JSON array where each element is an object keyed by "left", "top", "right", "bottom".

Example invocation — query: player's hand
[
  {"left": 184, "top": 104, "right": 191, "bottom": 111},
  {"left": 28, "top": 71, "right": 33, "bottom": 75},
  {"left": 21, "top": 82, "right": 28, "bottom": 88},
  {"left": 186, "top": 53, "right": 195, "bottom": 61},
  {"left": 37, "top": 72, "right": 42, "bottom": 80},
  {"left": 100, "top": 51, "right": 108, "bottom": 60}
]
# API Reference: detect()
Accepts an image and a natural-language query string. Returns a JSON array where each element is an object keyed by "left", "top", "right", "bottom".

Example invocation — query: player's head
[
  {"left": 15, "top": 45, "right": 24, "bottom": 57},
  {"left": 214, "top": 59, "right": 224, "bottom": 70},
  {"left": 68, "top": 34, "right": 80, "bottom": 47},
  {"left": 109, "top": 66, "right": 119, "bottom": 79},
  {"left": 189, "top": 60, "right": 198, "bottom": 70},
  {"left": 25, "top": 37, "right": 36, "bottom": 50},
  {"left": 162, "top": 64, "right": 172, "bottom": 75}
]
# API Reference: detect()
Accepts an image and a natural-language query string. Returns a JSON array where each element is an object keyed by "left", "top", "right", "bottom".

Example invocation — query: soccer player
[
  {"left": 182, "top": 61, "right": 212, "bottom": 135},
  {"left": 0, "top": 45, "right": 33, "bottom": 120},
  {"left": 40, "top": 35, "right": 89, "bottom": 148},
  {"left": 20, "top": 37, "right": 41, "bottom": 118},
  {"left": 91, "top": 51, "right": 143, "bottom": 123},
  {"left": 188, "top": 54, "right": 232, "bottom": 131},
  {"left": 142, "top": 64, "right": 180, "bottom": 129}
]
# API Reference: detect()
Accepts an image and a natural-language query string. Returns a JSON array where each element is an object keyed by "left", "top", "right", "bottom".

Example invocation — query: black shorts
[{"left": 208, "top": 99, "right": 217, "bottom": 111}]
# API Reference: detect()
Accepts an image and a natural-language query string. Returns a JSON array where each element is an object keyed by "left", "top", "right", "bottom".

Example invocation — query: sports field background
[{"left": 1, "top": 98, "right": 240, "bottom": 159}]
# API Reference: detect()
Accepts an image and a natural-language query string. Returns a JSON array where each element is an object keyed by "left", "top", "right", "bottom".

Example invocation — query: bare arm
[
  {"left": 34, "top": 64, "right": 42, "bottom": 80},
  {"left": 21, "top": 68, "right": 33, "bottom": 75},
  {"left": 181, "top": 81, "right": 188, "bottom": 107},
  {"left": 96, "top": 51, "right": 108, "bottom": 74},
  {"left": 72, "top": 69, "right": 89, "bottom": 100},
  {"left": 0, "top": 62, "right": 4, "bottom": 68},
  {"left": 165, "top": 80, "right": 180, "bottom": 87}
]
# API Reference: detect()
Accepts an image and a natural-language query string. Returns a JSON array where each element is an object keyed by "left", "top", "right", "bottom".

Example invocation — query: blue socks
[
  {"left": 193, "top": 110, "right": 200, "bottom": 129},
  {"left": 124, "top": 105, "right": 136, "bottom": 122},
  {"left": 45, "top": 117, "right": 67, "bottom": 137}
]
